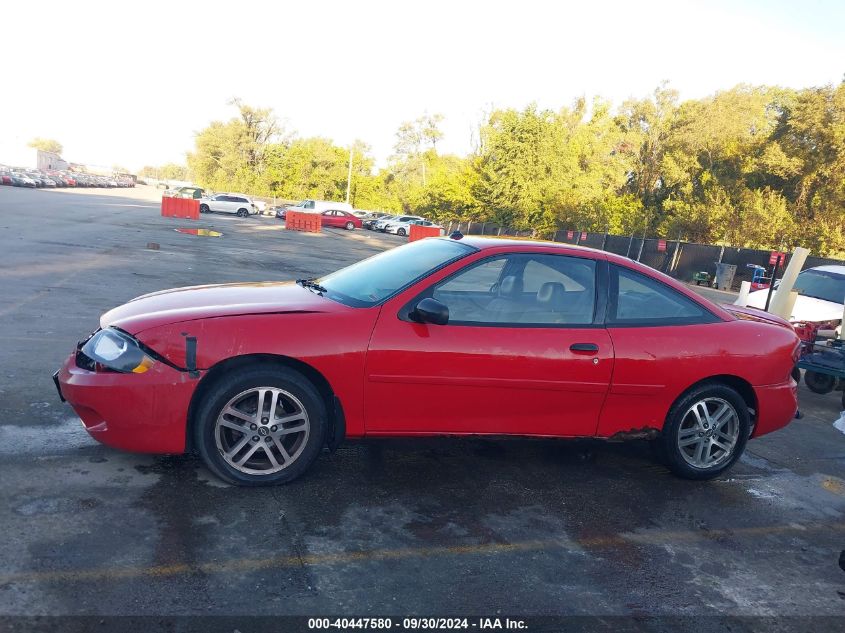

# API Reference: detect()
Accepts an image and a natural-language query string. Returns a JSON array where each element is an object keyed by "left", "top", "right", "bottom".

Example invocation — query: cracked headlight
[{"left": 80, "top": 328, "right": 155, "bottom": 374}]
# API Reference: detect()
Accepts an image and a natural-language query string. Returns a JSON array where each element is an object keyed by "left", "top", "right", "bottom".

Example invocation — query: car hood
[
  {"left": 101, "top": 281, "right": 336, "bottom": 334},
  {"left": 745, "top": 290, "right": 843, "bottom": 323}
]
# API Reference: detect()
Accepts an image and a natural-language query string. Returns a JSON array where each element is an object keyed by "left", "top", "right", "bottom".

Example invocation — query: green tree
[
  {"left": 28, "top": 138, "right": 63, "bottom": 154},
  {"left": 177, "top": 86, "right": 845, "bottom": 257},
  {"left": 187, "top": 99, "right": 286, "bottom": 193}
]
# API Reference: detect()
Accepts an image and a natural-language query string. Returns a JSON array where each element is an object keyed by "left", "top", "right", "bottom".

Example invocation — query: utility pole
[{"left": 345, "top": 146, "right": 353, "bottom": 205}]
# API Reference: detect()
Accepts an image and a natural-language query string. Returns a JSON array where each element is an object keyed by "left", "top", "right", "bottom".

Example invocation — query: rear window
[{"left": 609, "top": 266, "right": 718, "bottom": 326}]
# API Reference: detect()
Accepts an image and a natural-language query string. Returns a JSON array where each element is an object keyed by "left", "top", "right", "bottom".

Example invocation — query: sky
[{"left": 1, "top": 0, "right": 843, "bottom": 171}]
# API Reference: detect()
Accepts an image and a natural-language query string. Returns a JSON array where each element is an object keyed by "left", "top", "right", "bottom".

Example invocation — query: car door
[
  {"left": 365, "top": 251, "right": 614, "bottom": 436},
  {"left": 321, "top": 210, "right": 340, "bottom": 227},
  {"left": 224, "top": 196, "right": 239, "bottom": 214},
  {"left": 211, "top": 195, "right": 231, "bottom": 213},
  {"left": 233, "top": 197, "right": 250, "bottom": 213}
]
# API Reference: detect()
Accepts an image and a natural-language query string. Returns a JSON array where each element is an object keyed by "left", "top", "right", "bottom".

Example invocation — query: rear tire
[
  {"left": 194, "top": 366, "right": 327, "bottom": 486},
  {"left": 660, "top": 383, "right": 749, "bottom": 480},
  {"left": 804, "top": 370, "right": 835, "bottom": 394},
  {"left": 397, "top": 228, "right": 406, "bottom": 236}
]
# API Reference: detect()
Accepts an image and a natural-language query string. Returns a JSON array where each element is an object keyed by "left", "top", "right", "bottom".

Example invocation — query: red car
[
  {"left": 319, "top": 209, "right": 362, "bottom": 230},
  {"left": 54, "top": 237, "right": 799, "bottom": 486}
]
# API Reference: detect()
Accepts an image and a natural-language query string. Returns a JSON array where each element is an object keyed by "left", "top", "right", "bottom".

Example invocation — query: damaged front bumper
[{"left": 54, "top": 351, "right": 200, "bottom": 454}]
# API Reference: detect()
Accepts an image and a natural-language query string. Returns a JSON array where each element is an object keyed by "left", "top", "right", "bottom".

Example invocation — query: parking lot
[{"left": 1, "top": 185, "right": 844, "bottom": 622}]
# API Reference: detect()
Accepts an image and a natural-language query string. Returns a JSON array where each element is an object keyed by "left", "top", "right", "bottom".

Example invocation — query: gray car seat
[
  {"left": 486, "top": 275, "right": 525, "bottom": 320},
  {"left": 528, "top": 281, "right": 593, "bottom": 323}
]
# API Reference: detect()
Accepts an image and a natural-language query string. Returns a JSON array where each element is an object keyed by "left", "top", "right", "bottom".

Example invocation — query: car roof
[
  {"left": 456, "top": 235, "right": 603, "bottom": 252},
  {"left": 810, "top": 265, "right": 845, "bottom": 274}
]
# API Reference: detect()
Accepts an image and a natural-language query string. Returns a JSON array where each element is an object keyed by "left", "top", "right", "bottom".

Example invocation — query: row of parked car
[
  {"left": 273, "top": 199, "right": 441, "bottom": 235},
  {"left": 0, "top": 167, "right": 135, "bottom": 189},
  {"left": 162, "top": 190, "right": 442, "bottom": 235}
]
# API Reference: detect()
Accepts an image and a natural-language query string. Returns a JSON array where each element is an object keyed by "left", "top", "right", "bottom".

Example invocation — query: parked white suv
[
  {"left": 199, "top": 194, "right": 258, "bottom": 217},
  {"left": 385, "top": 218, "right": 441, "bottom": 236},
  {"left": 374, "top": 215, "right": 422, "bottom": 232}
]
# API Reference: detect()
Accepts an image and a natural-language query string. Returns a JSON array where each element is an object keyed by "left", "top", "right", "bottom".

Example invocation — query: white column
[
  {"left": 768, "top": 247, "right": 809, "bottom": 320},
  {"left": 735, "top": 281, "right": 751, "bottom": 307}
]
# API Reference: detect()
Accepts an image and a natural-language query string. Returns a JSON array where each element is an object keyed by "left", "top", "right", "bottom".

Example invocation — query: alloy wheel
[
  {"left": 676, "top": 397, "right": 740, "bottom": 469},
  {"left": 214, "top": 387, "right": 310, "bottom": 475}
]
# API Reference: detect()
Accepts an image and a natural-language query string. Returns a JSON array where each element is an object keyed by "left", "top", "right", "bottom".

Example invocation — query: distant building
[{"left": 36, "top": 150, "right": 68, "bottom": 171}]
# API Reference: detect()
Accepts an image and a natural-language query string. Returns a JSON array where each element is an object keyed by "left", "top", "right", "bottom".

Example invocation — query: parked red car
[
  {"left": 54, "top": 237, "right": 799, "bottom": 485},
  {"left": 318, "top": 209, "right": 362, "bottom": 230}
]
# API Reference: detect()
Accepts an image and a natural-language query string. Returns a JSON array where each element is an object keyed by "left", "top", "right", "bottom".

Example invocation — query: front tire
[
  {"left": 200, "top": 204, "right": 209, "bottom": 214},
  {"left": 194, "top": 366, "right": 327, "bottom": 486},
  {"left": 237, "top": 208, "right": 248, "bottom": 218},
  {"left": 660, "top": 383, "right": 749, "bottom": 480},
  {"left": 345, "top": 221, "right": 354, "bottom": 230},
  {"left": 804, "top": 370, "right": 835, "bottom": 394}
]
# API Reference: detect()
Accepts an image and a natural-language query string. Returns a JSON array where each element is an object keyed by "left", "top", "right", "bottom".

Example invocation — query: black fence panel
[
  {"left": 603, "top": 234, "right": 635, "bottom": 257},
  {"left": 673, "top": 243, "right": 723, "bottom": 283}
]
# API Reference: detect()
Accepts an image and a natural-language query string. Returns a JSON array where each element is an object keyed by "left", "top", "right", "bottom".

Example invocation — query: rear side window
[{"left": 608, "top": 265, "right": 717, "bottom": 326}]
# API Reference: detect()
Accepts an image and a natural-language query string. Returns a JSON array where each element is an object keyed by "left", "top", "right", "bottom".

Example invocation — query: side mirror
[{"left": 413, "top": 298, "right": 449, "bottom": 325}]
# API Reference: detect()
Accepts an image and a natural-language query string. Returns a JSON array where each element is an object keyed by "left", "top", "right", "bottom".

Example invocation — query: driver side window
[
  {"left": 430, "top": 254, "right": 597, "bottom": 326},
  {"left": 432, "top": 258, "right": 507, "bottom": 323}
]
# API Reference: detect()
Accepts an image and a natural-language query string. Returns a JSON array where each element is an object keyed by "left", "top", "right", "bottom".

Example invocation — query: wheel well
[
  {"left": 679, "top": 374, "right": 758, "bottom": 421},
  {"left": 185, "top": 353, "right": 344, "bottom": 452}
]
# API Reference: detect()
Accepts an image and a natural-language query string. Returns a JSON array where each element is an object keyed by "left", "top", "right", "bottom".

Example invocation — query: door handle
[{"left": 569, "top": 343, "right": 599, "bottom": 353}]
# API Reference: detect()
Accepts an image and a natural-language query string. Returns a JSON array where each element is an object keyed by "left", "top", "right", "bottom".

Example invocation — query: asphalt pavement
[{"left": 0, "top": 185, "right": 843, "bottom": 627}]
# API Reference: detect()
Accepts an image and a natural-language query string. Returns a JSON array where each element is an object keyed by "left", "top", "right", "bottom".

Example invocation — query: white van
[{"left": 287, "top": 199, "right": 353, "bottom": 214}]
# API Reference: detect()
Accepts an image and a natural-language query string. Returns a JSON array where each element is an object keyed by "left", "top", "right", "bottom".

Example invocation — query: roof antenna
[{"left": 449, "top": 230, "right": 464, "bottom": 240}]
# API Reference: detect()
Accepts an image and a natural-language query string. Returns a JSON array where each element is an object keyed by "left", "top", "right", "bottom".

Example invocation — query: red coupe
[
  {"left": 54, "top": 237, "right": 800, "bottom": 485},
  {"left": 319, "top": 209, "right": 362, "bottom": 230}
]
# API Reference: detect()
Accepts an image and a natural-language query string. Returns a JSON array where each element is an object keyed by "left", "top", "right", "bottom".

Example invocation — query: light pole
[{"left": 345, "top": 146, "right": 353, "bottom": 205}]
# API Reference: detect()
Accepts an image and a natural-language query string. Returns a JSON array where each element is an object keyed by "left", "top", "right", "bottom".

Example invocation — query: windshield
[
  {"left": 317, "top": 238, "right": 475, "bottom": 307},
  {"left": 794, "top": 269, "right": 845, "bottom": 303}
]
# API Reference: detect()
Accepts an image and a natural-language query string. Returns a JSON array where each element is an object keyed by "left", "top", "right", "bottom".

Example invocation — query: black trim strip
[
  {"left": 185, "top": 336, "right": 199, "bottom": 378},
  {"left": 52, "top": 370, "right": 65, "bottom": 403}
]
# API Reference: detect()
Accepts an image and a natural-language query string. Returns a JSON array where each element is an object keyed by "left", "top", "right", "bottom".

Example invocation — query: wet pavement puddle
[{"left": 174, "top": 228, "right": 222, "bottom": 237}]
